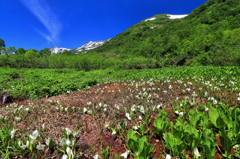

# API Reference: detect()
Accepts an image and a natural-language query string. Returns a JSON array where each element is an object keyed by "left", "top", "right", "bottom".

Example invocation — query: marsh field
[{"left": 0, "top": 66, "right": 240, "bottom": 159}]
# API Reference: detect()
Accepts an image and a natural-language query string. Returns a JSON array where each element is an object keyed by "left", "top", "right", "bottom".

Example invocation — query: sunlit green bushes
[{"left": 1, "top": 66, "right": 240, "bottom": 100}]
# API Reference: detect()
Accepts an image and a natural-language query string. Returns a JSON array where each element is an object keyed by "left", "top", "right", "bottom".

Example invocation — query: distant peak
[
  {"left": 49, "top": 46, "right": 70, "bottom": 53},
  {"left": 75, "top": 39, "right": 109, "bottom": 53}
]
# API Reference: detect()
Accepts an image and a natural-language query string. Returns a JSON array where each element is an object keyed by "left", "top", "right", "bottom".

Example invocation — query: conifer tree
[{"left": 0, "top": 38, "right": 6, "bottom": 47}]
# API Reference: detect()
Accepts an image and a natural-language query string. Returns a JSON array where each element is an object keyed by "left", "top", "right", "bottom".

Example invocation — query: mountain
[
  {"left": 49, "top": 40, "right": 109, "bottom": 54},
  {"left": 49, "top": 47, "right": 70, "bottom": 54},
  {"left": 72, "top": 39, "right": 110, "bottom": 53},
  {"left": 91, "top": 0, "right": 240, "bottom": 66}
]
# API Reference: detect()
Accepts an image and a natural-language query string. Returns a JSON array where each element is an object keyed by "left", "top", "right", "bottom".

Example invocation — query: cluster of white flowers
[
  {"left": 208, "top": 97, "right": 218, "bottom": 104},
  {"left": 6, "top": 103, "right": 18, "bottom": 108}
]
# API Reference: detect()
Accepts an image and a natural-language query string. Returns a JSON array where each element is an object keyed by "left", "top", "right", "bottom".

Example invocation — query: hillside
[
  {"left": 1, "top": 0, "right": 240, "bottom": 70},
  {"left": 92, "top": 0, "right": 240, "bottom": 66}
]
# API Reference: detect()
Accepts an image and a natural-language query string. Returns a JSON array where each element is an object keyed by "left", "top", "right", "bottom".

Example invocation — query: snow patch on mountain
[
  {"left": 144, "top": 17, "right": 156, "bottom": 21},
  {"left": 49, "top": 47, "right": 70, "bottom": 54},
  {"left": 167, "top": 14, "right": 188, "bottom": 19},
  {"left": 75, "top": 39, "right": 110, "bottom": 52}
]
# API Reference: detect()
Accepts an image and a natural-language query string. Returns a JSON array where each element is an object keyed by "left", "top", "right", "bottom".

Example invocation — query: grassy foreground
[{"left": 0, "top": 66, "right": 240, "bottom": 158}]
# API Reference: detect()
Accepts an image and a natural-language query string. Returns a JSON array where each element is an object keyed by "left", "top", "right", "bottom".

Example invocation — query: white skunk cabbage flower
[
  {"left": 36, "top": 143, "right": 45, "bottom": 150},
  {"left": 18, "top": 140, "right": 29, "bottom": 150},
  {"left": 166, "top": 154, "right": 171, "bottom": 159},
  {"left": 121, "top": 150, "right": 130, "bottom": 159},
  {"left": 194, "top": 147, "right": 201, "bottom": 157},
  {"left": 65, "top": 128, "right": 72, "bottom": 136},
  {"left": 175, "top": 110, "right": 183, "bottom": 116},
  {"left": 93, "top": 154, "right": 99, "bottom": 159},
  {"left": 29, "top": 130, "right": 39, "bottom": 141},
  {"left": 125, "top": 113, "right": 131, "bottom": 120},
  {"left": 10, "top": 128, "right": 17, "bottom": 139}
]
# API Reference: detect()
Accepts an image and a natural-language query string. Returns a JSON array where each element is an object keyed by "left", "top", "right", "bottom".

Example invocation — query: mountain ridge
[
  {"left": 49, "top": 39, "right": 109, "bottom": 54},
  {"left": 91, "top": 0, "right": 240, "bottom": 66},
  {"left": 48, "top": 14, "right": 187, "bottom": 54},
  {"left": 73, "top": 39, "right": 110, "bottom": 53},
  {"left": 49, "top": 46, "right": 70, "bottom": 54}
]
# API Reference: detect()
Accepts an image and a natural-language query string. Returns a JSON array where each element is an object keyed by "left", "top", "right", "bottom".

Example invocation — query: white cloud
[{"left": 19, "top": 0, "right": 62, "bottom": 45}]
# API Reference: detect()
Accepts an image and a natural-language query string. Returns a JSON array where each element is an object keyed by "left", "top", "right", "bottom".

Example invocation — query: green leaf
[
  {"left": 46, "top": 138, "right": 55, "bottom": 152},
  {"left": 128, "top": 138, "right": 137, "bottom": 153},
  {"left": 188, "top": 109, "right": 202, "bottom": 127},
  {"left": 127, "top": 129, "right": 153, "bottom": 159},
  {"left": 202, "top": 128, "right": 215, "bottom": 143},
  {"left": 183, "top": 125, "right": 200, "bottom": 151},
  {"left": 230, "top": 106, "right": 240, "bottom": 134},
  {"left": 220, "top": 128, "right": 232, "bottom": 157},
  {"left": 208, "top": 106, "right": 220, "bottom": 128},
  {"left": 164, "top": 132, "right": 186, "bottom": 156},
  {"left": 200, "top": 114, "right": 211, "bottom": 129},
  {"left": 128, "top": 129, "right": 137, "bottom": 141},
  {"left": 223, "top": 118, "right": 233, "bottom": 131},
  {"left": 173, "top": 116, "right": 185, "bottom": 139},
  {"left": 127, "top": 129, "right": 138, "bottom": 153},
  {"left": 154, "top": 110, "right": 172, "bottom": 138},
  {"left": 137, "top": 136, "right": 145, "bottom": 155},
  {"left": 201, "top": 140, "right": 216, "bottom": 159},
  {"left": 141, "top": 142, "right": 153, "bottom": 159}
]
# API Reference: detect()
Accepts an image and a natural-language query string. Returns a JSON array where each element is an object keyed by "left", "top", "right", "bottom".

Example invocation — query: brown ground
[{"left": 0, "top": 79, "right": 239, "bottom": 158}]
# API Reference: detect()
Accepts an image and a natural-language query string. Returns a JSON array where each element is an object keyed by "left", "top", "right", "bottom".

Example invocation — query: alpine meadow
[{"left": 1, "top": 0, "right": 240, "bottom": 158}]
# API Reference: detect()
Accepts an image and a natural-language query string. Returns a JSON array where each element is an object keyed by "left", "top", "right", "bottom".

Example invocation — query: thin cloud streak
[{"left": 19, "top": 0, "right": 62, "bottom": 45}]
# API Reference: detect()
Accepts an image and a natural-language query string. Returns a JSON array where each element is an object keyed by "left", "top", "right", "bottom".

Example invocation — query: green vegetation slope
[
  {"left": 92, "top": 0, "right": 240, "bottom": 66},
  {"left": 1, "top": 0, "right": 240, "bottom": 70}
]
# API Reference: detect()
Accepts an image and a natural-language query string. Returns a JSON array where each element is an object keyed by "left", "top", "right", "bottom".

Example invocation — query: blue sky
[{"left": 1, "top": 0, "right": 207, "bottom": 50}]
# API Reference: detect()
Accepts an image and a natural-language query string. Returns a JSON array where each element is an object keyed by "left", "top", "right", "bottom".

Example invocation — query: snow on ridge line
[
  {"left": 76, "top": 40, "right": 106, "bottom": 51},
  {"left": 145, "top": 17, "right": 156, "bottom": 21},
  {"left": 50, "top": 47, "right": 70, "bottom": 54},
  {"left": 167, "top": 14, "right": 188, "bottom": 19}
]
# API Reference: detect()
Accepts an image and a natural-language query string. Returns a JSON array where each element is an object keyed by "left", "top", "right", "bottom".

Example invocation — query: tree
[
  {"left": 31, "top": 49, "right": 38, "bottom": 53},
  {"left": 0, "top": 38, "right": 6, "bottom": 47},
  {"left": 39, "top": 48, "right": 51, "bottom": 58},
  {"left": 8, "top": 47, "right": 16, "bottom": 54},
  {"left": 0, "top": 47, "right": 6, "bottom": 55},
  {"left": 24, "top": 50, "right": 40, "bottom": 68},
  {"left": 62, "top": 50, "right": 75, "bottom": 55},
  {"left": 25, "top": 50, "right": 40, "bottom": 58},
  {"left": 15, "top": 48, "right": 26, "bottom": 55},
  {"left": 0, "top": 47, "right": 16, "bottom": 55}
]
